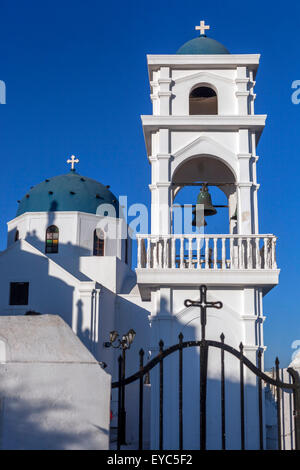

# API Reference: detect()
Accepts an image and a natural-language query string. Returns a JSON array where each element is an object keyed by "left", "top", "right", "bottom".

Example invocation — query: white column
[
  {"left": 158, "top": 67, "right": 172, "bottom": 116},
  {"left": 236, "top": 67, "right": 250, "bottom": 115},
  {"left": 238, "top": 130, "right": 253, "bottom": 234},
  {"left": 250, "top": 131, "right": 259, "bottom": 233},
  {"left": 150, "top": 129, "right": 171, "bottom": 235}
]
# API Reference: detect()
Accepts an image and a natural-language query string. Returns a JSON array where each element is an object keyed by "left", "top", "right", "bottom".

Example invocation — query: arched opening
[
  {"left": 171, "top": 155, "right": 237, "bottom": 235},
  {"left": 14, "top": 230, "right": 19, "bottom": 242},
  {"left": 189, "top": 86, "right": 218, "bottom": 115},
  {"left": 45, "top": 225, "right": 59, "bottom": 254},
  {"left": 93, "top": 229, "right": 104, "bottom": 256},
  {"left": 170, "top": 155, "right": 237, "bottom": 268}
]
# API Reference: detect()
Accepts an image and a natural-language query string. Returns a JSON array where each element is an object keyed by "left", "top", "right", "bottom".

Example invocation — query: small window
[
  {"left": 93, "top": 229, "right": 104, "bottom": 256},
  {"left": 189, "top": 86, "right": 218, "bottom": 115},
  {"left": 9, "top": 282, "right": 29, "bottom": 305},
  {"left": 14, "top": 230, "right": 19, "bottom": 242},
  {"left": 45, "top": 225, "right": 59, "bottom": 253}
]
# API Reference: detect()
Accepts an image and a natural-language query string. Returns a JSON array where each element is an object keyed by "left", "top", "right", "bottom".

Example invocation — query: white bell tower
[{"left": 137, "top": 23, "right": 280, "bottom": 450}]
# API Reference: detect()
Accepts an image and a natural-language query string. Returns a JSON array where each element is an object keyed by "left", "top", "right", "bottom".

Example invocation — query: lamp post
[{"left": 104, "top": 328, "right": 136, "bottom": 445}]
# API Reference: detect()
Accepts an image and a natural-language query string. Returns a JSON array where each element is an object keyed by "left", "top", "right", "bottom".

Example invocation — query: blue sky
[{"left": 0, "top": 0, "right": 300, "bottom": 368}]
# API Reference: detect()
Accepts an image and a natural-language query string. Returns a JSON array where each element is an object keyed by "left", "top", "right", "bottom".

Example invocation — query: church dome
[
  {"left": 16, "top": 170, "right": 119, "bottom": 217},
  {"left": 176, "top": 36, "right": 230, "bottom": 55}
]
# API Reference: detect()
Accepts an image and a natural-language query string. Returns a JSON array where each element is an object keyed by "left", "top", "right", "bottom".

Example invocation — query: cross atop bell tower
[{"left": 195, "top": 20, "right": 210, "bottom": 36}]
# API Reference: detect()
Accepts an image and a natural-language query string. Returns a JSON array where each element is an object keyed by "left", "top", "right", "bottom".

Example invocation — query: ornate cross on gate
[
  {"left": 67, "top": 155, "right": 79, "bottom": 171},
  {"left": 195, "top": 20, "right": 210, "bottom": 36},
  {"left": 184, "top": 285, "right": 223, "bottom": 340}
]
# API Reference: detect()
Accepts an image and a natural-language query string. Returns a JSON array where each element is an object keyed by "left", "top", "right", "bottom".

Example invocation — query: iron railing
[{"left": 112, "top": 334, "right": 300, "bottom": 451}]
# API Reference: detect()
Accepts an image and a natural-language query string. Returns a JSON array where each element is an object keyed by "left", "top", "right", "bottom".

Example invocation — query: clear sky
[{"left": 0, "top": 0, "right": 299, "bottom": 369}]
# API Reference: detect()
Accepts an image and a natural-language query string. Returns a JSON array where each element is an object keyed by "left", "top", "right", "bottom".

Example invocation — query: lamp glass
[
  {"left": 127, "top": 328, "right": 136, "bottom": 345},
  {"left": 110, "top": 330, "right": 118, "bottom": 343}
]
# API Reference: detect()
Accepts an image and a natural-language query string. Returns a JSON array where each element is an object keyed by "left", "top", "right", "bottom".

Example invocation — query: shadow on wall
[
  {"left": 23, "top": 210, "right": 91, "bottom": 279},
  {"left": 0, "top": 243, "right": 75, "bottom": 327},
  {"left": 0, "top": 366, "right": 109, "bottom": 450}
]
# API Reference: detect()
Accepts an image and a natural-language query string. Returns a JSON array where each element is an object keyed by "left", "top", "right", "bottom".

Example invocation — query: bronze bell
[
  {"left": 192, "top": 209, "right": 207, "bottom": 227},
  {"left": 231, "top": 207, "right": 237, "bottom": 221},
  {"left": 192, "top": 184, "right": 217, "bottom": 227}
]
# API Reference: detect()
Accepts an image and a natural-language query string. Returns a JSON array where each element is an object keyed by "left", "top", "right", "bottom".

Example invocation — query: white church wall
[
  {"left": 0, "top": 315, "right": 111, "bottom": 450},
  {"left": 79, "top": 256, "right": 134, "bottom": 294},
  {"left": 0, "top": 240, "right": 103, "bottom": 361},
  {"left": 8, "top": 211, "right": 128, "bottom": 263}
]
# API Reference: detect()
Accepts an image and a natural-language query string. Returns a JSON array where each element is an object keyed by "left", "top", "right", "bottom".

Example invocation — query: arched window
[
  {"left": 93, "top": 229, "right": 104, "bottom": 256},
  {"left": 45, "top": 225, "right": 59, "bottom": 253},
  {"left": 189, "top": 86, "right": 218, "bottom": 115},
  {"left": 14, "top": 230, "right": 19, "bottom": 242}
]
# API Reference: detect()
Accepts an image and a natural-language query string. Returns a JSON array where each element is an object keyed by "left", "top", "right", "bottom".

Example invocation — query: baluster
[
  {"left": 213, "top": 238, "right": 218, "bottom": 269},
  {"left": 139, "top": 349, "right": 145, "bottom": 450},
  {"left": 230, "top": 238, "right": 234, "bottom": 269},
  {"left": 137, "top": 237, "right": 142, "bottom": 268},
  {"left": 272, "top": 237, "right": 277, "bottom": 269},
  {"left": 180, "top": 237, "right": 184, "bottom": 269},
  {"left": 197, "top": 238, "right": 201, "bottom": 269},
  {"left": 205, "top": 238, "right": 209, "bottom": 269},
  {"left": 146, "top": 237, "right": 150, "bottom": 269},
  {"left": 153, "top": 241, "right": 158, "bottom": 269},
  {"left": 222, "top": 238, "right": 226, "bottom": 269},
  {"left": 163, "top": 237, "right": 168, "bottom": 269},
  {"left": 247, "top": 238, "right": 252, "bottom": 269},
  {"left": 158, "top": 240, "right": 163, "bottom": 268},
  {"left": 264, "top": 237, "right": 268, "bottom": 269},
  {"left": 256, "top": 237, "right": 260, "bottom": 269},
  {"left": 188, "top": 237, "right": 193, "bottom": 268},
  {"left": 171, "top": 237, "right": 176, "bottom": 269},
  {"left": 238, "top": 237, "right": 243, "bottom": 269}
]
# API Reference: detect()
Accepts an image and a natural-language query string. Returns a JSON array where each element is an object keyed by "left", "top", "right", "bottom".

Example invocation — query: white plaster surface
[{"left": 0, "top": 315, "right": 111, "bottom": 450}]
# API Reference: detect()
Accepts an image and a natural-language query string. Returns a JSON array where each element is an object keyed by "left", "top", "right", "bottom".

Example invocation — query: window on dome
[
  {"left": 93, "top": 229, "right": 104, "bottom": 256},
  {"left": 45, "top": 225, "right": 59, "bottom": 254},
  {"left": 14, "top": 230, "right": 19, "bottom": 242},
  {"left": 189, "top": 86, "right": 218, "bottom": 115}
]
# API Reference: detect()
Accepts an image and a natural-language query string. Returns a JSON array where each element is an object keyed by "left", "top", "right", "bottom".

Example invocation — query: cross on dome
[
  {"left": 67, "top": 155, "right": 79, "bottom": 171},
  {"left": 195, "top": 20, "right": 210, "bottom": 36}
]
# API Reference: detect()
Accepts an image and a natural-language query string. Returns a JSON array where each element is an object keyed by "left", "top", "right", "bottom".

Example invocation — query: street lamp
[{"left": 104, "top": 329, "right": 136, "bottom": 444}]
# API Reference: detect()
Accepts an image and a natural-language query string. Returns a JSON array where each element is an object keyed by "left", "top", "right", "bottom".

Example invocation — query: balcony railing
[{"left": 137, "top": 234, "right": 277, "bottom": 270}]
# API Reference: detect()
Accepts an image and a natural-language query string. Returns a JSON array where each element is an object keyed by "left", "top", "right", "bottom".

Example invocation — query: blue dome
[
  {"left": 16, "top": 171, "right": 119, "bottom": 217},
  {"left": 177, "top": 36, "right": 230, "bottom": 55}
]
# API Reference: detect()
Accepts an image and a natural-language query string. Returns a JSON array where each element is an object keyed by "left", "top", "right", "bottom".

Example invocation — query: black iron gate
[
  {"left": 112, "top": 285, "right": 300, "bottom": 450},
  {"left": 112, "top": 334, "right": 300, "bottom": 451}
]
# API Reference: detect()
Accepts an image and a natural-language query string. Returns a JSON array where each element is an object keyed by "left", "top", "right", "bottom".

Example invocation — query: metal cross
[
  {"left": 195, "top": 20, "right": 210, "bottom": 36},
  {"left": 67, "top": 155, "right": 79, "bottom": 171},
  {"left": 184, "top": 285, "right": 223, "bottom": 340}
]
